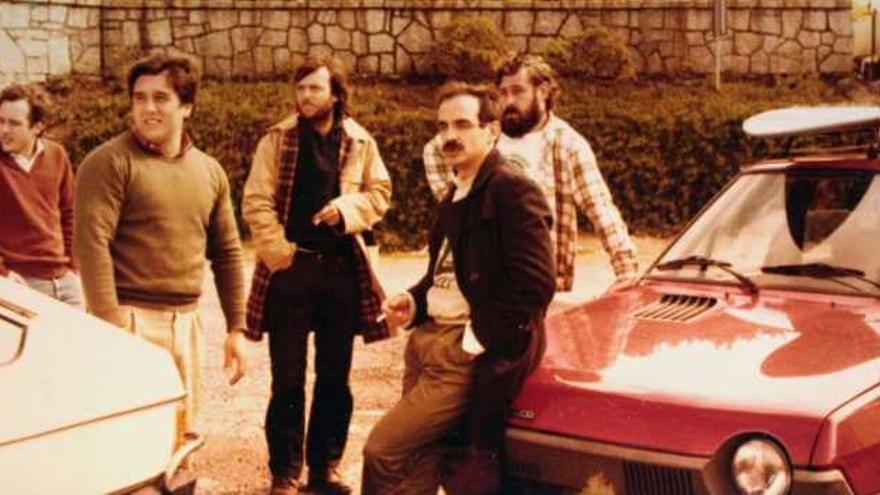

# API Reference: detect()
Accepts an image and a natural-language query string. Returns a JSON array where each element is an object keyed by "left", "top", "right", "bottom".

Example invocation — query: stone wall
[{"left": 0, "top": 0, "right": 853, "bottom": 84}]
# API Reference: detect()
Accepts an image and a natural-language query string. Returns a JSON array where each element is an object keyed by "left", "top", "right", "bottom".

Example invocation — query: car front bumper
[{"left": 505, "top": 426, "right": 854, "bottom": 495}]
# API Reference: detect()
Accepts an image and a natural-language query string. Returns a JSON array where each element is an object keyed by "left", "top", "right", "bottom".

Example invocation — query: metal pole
[{"left": 715, "top": 36, "right": 722, "bottom": 90}]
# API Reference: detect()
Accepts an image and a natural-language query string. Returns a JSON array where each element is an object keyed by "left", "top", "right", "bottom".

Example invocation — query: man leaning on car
[{"left": 73, "top": 53, "right": 248, "bottom": 442}]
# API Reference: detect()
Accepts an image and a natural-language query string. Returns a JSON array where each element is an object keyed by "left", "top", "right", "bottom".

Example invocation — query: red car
[{"left": 505, "top": 107, "right": 880, "bottom": 495}]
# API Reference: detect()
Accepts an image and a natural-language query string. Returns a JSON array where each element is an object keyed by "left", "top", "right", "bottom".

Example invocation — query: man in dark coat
[{"left": 361, "top": 81, "right": 555, "bottom": 494}]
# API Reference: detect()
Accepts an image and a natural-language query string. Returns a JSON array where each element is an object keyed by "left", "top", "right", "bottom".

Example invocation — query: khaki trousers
[
  {"left": 120, "top": 305, "right": 204, "bottom": 437},
  {"left": 362, "top": 322, "right": 475, "bottom": 495}
]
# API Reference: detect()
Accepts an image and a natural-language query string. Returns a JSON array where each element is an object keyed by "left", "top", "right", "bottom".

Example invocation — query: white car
[{"left": 0, "top": 278, "right": 202, "bottom": 494}]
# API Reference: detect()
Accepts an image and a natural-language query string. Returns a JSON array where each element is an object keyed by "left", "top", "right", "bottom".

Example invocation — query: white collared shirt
[{"left": 11, "top": 139, "right": 44, "bottom": 173}]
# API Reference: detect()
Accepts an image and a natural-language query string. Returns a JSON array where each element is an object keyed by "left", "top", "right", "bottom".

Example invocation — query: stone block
[
  {"left": 603, "top": 10, "right": 630, "bottom": 28},
  {"left": 781, "top": 10, "right": 802, "bottom": 38},
  {"left": 103, "top": 9, "right": 126, "bottom": 22},
  {"left": 777, "top": 39, "right": 800, "bottom": 57},
  {"left": 559, "top": 13, "right": 582, "bottom": 38},
  {"left": 122, "top": 20, "right": 140, "bottom": 46},
  {"left": 646, "top": 52, "right": 663, "bottom": 72},
  {"left": 291, "top": 11, "right": 309, "bottom": 28},
  {"left": 358, "top": 54, "right": 378, "bottom": 74},
  {"left": 509, "top": 34, "right": 528, "bottom": 52},
  {"left": 770, "top": 54, "right": 801, "bottom": 73},
  {"left": 82, "top": 28, "right": 100, "bottom": 46},
  {"left": 177, "top": 24, "right": 205, "bottom": 38},
  {"left": 686, "top": 31, "right": 704, "bottom": 46},
  {"left": 529, "top": 36, "right": 555, "bottom": 53},
  {"left": 751, "top": 50, "right": 770, "bottom": 73},
  {"left": 232, "top": 52, "right": 255, "bottom": 76},
  {"left": 254, "top": 46, "right": 273, "bottom": 74},
  {"left": 395, "top": 46, "right": 412, "bottom": 73},
  {"left": 0, "top": 30, "right": 25, "bottom": 74},
  {"left": 763, "top": 34, "right": 783, "bottom": 52},
  {"left": 751, "top": 10, "right": 781, "bottom": 35},
  {"left": 352, "top": 31, "right": 367, "bottom": 55},
  {"left": 828, "top": 11, "right": 851, "bottom": 37},
  {"left": 198, "top": 31, "right": 232, "bottom": 57},
  {"left": 803, "top": 11, "right": 825, "bottom": 31},
  {"left": 398, "top": 21, "right": 432, "bottom": 53},
  {"left": 75, "top": 45, "right": 101, "bottom": 74},
  {"left": 260, "top": 29, "right": 287, "bottom": 47},
  {"left": 821, "top": 32, "right": 834, "bottom": 44},
  {"left": 818, "top": 45, "right": 832, "bottom": 60},
  {"left": 535, "top": 11, "right": 565, "bottom": 35},
  {"left": 308, "top": 23, "right": 324, "bottom": 44},
  {"left": 239, "top": 10, "right": 258, "bottom": 26},
  {"left": 308, "top": 44, "right": 333, "bottom": 60},
  {"left": 147, "top": 19, "right": 173, "bottom": 46},
  {"left": 638, "top": 10, "right": 665, "bottom": 30},
  {"left": 339, "top": 10, "right": 356, "bottom": 30},
  {"left": 685, "top": 9, "right": 712, "bottom": 31},
  {"left": 505, "top": 11, "right": 534, "bottom": 35},
  {"left": 189, "top": 11, "right": 204, "bottom": 25},
  {"left": 380, "top": 53, "right": 394, "bottom": 74},
  {"left": 797, "top": 29, "right": 820, "bottom": 48},
  {"left": 728, "top": 10, "right": 749, "bottom": 31},
  {"left": 32, "top": 6, "right": 48, "bottom": 23},
  {"left": 27, "top": 55, "right": 48, "bottom": 75},
  {"left": 231, "top": 27, "right": 260, "bottom": 53},
  {"left": 364, "top": 9, "right": 385, "bottom": 34},
  {"left": 19, "top": 38, "right": 46, "bottom": 57},
  {"left": 68, "top": 7, "right": 91, "bottom": 28},
  {"left": 316, "top": 11, "right": 336, "bottom": 25},
  {"left": 204, "top": 56, "right": 231, "bottom": 78},
  {"left": 729, "top": 54, "right": 750, "bottom": 73},
  {"left": 326, "top": 25, "right": 351, "bottom": 49},
  {"left": 1, "top": 4, "right": 30, "bottom": 28},
  {"left": 273, "top": 47, "right": 291, "bottom": 72},
  {"left": 392, "top": 16, "right": 411, "bottom": 36},
  {"left": 833, "top": 35, "right": 853, "bottom": 54},
  {"left": 801, "top": 48, "right": 817, "bottom": 72},
  {"left": 289, "top": 28, "right": 308, "bottom": 53},
  {"left": 369, "top": 33, "right": 394, "bottom": 53},
  {"left": 48, "top": 36, "right": 70, "bottom": 74},
  {"left": 49, "top": 5, "right": 67, "bottom": 24},
  {"left": 207, "top": 9, "right": 237, "bottom": 31},
  {"left": 579, "top": 12, "right": 601, "bottom": 27},
  {"left": 337, "top": 50, "right": 356, "bottom": 72}
]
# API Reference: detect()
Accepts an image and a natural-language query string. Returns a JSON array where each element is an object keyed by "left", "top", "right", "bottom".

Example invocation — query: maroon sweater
[{"left": 0, "top": 139, "right": 76, "bottom": 278}]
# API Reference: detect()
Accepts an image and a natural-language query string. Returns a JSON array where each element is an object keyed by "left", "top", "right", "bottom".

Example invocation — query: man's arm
[
  {"left": 566, "top": 133, "right": 639, "bottom": 281},
  {"left": 58, "top": 147, "right": 77, "bottom": 271},
  {"left": 330, "top": 136, "right": 392, "bottom": 234},
  {"left": 242, "top": 132, "right": 294, "bottom": 273},
  {"left": 423, "top": 134, "right": 454, "bottom": 200},
  {"left": 73, "top": 147, "right": 126, "bottom": 326},
  {"left": 471, "top": 176, "right": 556, "bottom": 351}
]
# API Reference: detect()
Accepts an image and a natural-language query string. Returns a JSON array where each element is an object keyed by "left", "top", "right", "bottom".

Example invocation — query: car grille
[
  {"left": 632, "top": 294, "right": 718, "bottom": 323},
  {"left": 624, "top": 461, "right": 695, "bottom": 495}
]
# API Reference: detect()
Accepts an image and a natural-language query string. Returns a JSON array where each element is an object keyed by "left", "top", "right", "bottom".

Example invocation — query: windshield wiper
[
  {"left": 655, "top": 255, "right": 759, "bottom": 295},
  {"left": 761, "top": 263, "right": 880, "bottom": 293}
]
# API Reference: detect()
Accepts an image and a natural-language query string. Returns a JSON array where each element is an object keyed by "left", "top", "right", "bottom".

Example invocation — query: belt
[{"left": 295, "top": 246, "right": 349, "bottom": 260}]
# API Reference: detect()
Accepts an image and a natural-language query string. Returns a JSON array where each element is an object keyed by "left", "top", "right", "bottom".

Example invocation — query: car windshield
[{"left": 652, "top": 167, "right": 880, "bottom": 296}]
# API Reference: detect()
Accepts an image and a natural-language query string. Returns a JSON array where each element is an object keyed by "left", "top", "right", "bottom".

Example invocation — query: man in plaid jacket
[
  {"left": 243, "top": 56, "right": 391, "bottom": 495},
  {"left": 424, "top": 54, "right": 638, "bottom": 296}
]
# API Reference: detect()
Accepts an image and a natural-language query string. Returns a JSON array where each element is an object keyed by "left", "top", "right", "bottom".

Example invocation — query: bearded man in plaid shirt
[{"left": 423, "top": 54, "right": 638, "bottom": 297}]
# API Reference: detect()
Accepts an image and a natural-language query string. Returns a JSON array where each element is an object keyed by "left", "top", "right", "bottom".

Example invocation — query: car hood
[
  {"left": 511, "top": 282, "right": 880, "bottom": 464},
  {"left": 0, "top": 279, "right": 184, "bottom": 446}
]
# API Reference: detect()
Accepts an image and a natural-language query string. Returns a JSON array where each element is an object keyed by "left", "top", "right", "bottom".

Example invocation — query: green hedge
[{"left": 50, "top": 77, "right": 859, "bottom": 251}]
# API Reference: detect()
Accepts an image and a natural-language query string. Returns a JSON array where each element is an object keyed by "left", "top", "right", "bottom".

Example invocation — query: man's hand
[
  {"left": 381, "top": 293, "right": 415, "bottom": 330},
  {"left": 223, "top": 329, "right": 248, "bottom": 385},
  {"left": 312, "top": 204, "right": 341, "bottom": 227}
]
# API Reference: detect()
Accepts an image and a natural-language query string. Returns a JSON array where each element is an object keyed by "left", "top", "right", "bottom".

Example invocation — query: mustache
[
  {"left": 502, "top": 106, "right": 522, "bottom": 117},
  {"left": 441, "top": 140, "right": 464, "bottom": 153}
]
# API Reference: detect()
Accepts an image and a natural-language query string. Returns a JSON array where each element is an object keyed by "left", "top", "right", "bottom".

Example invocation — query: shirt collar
[
  {"left": 9, "top": 138, "right": 44, "bottom": 173},
  {"left": 131, "top": 127, "right": 193, "bottom": 158}
]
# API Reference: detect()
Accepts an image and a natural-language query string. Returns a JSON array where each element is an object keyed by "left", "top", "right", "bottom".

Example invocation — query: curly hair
[
  {"left": 0, "top": 83, "right": 52, "bottom": 126},
  {"left": 495, "top": 54, "right": 561, "bottom": 112}
]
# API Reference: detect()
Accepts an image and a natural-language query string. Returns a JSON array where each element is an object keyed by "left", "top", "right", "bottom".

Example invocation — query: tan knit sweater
[{"left": 74, "top": 131, "right": 246, "bottom": 330}]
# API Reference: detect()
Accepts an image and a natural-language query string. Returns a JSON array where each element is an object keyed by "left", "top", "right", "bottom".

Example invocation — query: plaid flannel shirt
[
  {"left": 244, "top": 115, "right": 392, "bottom": 342},
  {"left": 423, "top": 114, "right": 638, "bottom": 291}
]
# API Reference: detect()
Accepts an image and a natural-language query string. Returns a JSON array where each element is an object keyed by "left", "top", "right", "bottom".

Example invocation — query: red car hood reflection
[{"left": 510, "top": 282, "right": 880, "bottom": 465}]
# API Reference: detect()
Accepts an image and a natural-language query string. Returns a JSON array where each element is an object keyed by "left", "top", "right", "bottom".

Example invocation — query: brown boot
[
  {"left": 269, "top": 475, "right": 301, "bottom": 495},
  {"left": 300, "top": 466, "right": 351, "bottom": 495}
]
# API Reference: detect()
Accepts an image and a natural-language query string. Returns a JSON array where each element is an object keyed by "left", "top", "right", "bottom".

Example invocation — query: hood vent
[{"left": 632, "top": 294, "right": 718, "bottom": 323}]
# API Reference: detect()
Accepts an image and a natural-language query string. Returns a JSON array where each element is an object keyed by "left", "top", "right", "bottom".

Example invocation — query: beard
[
  {"left": 501, "top": 99, "right": 543, "bottom": 138},
  {"left": 297, "top": 98, "right": 335, "bottom": 127}
]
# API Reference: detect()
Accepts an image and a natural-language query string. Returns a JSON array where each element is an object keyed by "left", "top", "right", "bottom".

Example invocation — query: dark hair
[
  {"left": 293, "top": 56, "right": 350, "bottom": 121},
  {"left": 127, "top": 53, "right": 201, "bottom": 105},
  {"left": 0, "top": 83, "right": 51, "bottom": 126},
  {"left": 436, "top": 81, "right": 500, "bottom": 126},
  {"left": 495, "top": 54, "right": 561, "bottom": 111}
]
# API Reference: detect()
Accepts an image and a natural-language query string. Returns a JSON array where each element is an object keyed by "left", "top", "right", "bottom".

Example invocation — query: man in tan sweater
[{"left": 73, "top": 54, "right": 248, "bottom": 441}]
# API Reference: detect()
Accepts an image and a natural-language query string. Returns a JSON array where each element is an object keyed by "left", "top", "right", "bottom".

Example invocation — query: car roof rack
[{"left": 743, "top": 106, "right": 880, "bottom": 159}]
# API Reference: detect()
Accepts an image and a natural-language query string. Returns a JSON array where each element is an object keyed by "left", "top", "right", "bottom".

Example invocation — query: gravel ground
[{"left": 192, "top": 235, "right": 669, "bottom": 494}]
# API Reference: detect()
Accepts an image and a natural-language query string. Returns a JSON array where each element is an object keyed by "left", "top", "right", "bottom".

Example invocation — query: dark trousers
[{"left": 265, "top": 252, "right": 358, "bottom": 479}]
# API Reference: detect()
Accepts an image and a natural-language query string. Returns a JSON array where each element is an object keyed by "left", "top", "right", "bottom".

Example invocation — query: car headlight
[{"left": 731, "top": 438, "right": 791, "bottom": 494}]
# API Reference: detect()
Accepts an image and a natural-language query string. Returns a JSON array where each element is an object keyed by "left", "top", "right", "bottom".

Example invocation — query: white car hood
[{"left": 0, "top": 279, "right": 184, "bottom": 445}]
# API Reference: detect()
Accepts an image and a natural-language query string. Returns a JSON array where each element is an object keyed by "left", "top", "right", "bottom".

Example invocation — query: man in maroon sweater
[{"left": 0, "top": 83, "right": 82, "bottom": 307}]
